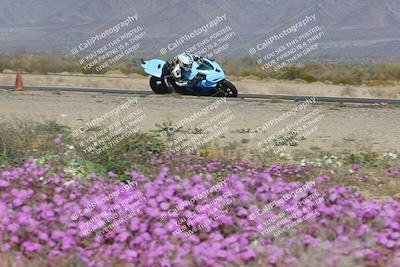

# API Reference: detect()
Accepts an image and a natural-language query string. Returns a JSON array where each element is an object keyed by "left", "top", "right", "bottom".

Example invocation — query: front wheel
[
  {"left": 150, "top": 76, "right": 169, "bottom": 94},
  {"left": 216, "top": 80, "right": 238, "bottom": 97}
]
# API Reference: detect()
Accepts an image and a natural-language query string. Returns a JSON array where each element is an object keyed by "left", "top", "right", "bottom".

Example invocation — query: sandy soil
[
  {"left": 1, "top": 73, "right": 400, "bottom": 99},
  {"left": 0, "top": 89, "right": 399, "bottom": 155},
  {"left": 234, "top": 78, "right": 400, "bottom": 98}
]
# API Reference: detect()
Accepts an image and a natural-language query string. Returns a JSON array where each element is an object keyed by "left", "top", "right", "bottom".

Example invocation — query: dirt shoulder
[
  {"left": 0, "top": 89, "right": 399, "bottom": 155},
  {"left": 1, "top": 73, "right": 400, "bottom": 99}
]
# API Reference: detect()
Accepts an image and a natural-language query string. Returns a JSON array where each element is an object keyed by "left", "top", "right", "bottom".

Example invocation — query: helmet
[{"left": 177, "top": 53, "right": 194, "bottom": 71}]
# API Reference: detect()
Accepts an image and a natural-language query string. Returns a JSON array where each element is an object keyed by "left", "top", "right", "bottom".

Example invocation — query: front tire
[
  {"left": 150, "top": 76, "right": 169, "bottom": 94},
  {"left": 216, "top": 80, "right": 238, "bottom": 97}
]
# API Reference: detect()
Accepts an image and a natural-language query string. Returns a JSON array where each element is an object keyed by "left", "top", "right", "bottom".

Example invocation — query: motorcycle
[{"left": 140, "top": 57, "right": 238, "bottom": 97}]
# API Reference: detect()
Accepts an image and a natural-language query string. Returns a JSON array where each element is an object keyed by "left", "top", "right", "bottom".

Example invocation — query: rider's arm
[
  {"left": 172, "top": 56, "right": 179, "bottom": 65},
  {"left": 167, "top": 56, "right": 179, "bottom": 67},
  {"left": 193, "top": 55, "right": 204, "bottom": 65},
  {"left": 171, "top": 64, "right": 181, "bottom": 78}
]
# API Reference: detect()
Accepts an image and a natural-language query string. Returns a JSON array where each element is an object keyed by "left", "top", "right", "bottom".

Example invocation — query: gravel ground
[
  {"left": 0, "top": 89, "right": 399, "bottom": 155},
  {"left": 1, "top": 73, "right": 400, "bottom": 98}
]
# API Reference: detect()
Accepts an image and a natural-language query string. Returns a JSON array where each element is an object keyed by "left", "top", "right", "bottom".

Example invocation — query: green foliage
[
  {"left": 75, "top": 132, "right": 165, "bottom": 179},
  {"left": 0, "top": 119, "right": 71, "bottom": 164},
  {"left": 0, "top": 120, "right": 165, "bottom": 180},
  {"left": 0, "top": 53, "right": 144, "bottom": 75},
  {"left": 0, "top": 53, "right": 78, "bottom": 74},
  {"left": 343, "top": 151, "right": 380, "bottom": 167},
  {"left": 186, "top": 127, "right": 208, "bottom": 134},
  {"left": 150, "top": 121, "right": 184, "bottom": 138},
  {"left": 2, "top": 53, "right": 400, "bottom": 85},
  {"left": 273, "top": 131, "right": 305, "bottom": 147},
  {"left": 231, "top": 128, "right": 251, "bottom": 134}
]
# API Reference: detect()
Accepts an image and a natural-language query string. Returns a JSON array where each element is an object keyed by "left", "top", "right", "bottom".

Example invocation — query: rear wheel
[
  {"left": 150, "top": 76, "right": 169, "bottom": 94},
  {"left": 161, "top": 64, "right": 188, "bottom": 94},
  {"left": 216, "top": 80, "right": 238, "bottom": 97}
]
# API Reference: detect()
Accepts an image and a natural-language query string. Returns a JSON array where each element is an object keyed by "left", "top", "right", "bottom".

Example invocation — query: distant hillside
[{"left": 1, "top": 0, "right": 399, "bottom": 61}]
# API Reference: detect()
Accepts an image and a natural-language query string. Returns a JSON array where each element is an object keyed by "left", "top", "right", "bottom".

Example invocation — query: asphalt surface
[{"left": 1, "top": 85, "right": 400, "bottom": 104}]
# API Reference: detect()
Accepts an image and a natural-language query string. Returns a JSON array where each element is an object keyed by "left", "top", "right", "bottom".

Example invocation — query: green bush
[
  {"left": 0, "top": 120, "right": 165, "bottom": 180},
  {"left": 2, "top": 53, "right": 400, "bottom": 85},
  {"left": 0, "top": 119, "right": 71, "bottom": 164}
]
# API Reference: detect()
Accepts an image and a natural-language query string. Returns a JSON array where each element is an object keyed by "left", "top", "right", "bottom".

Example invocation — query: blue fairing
[
  {"left": 141, "top": 58, "right": 225, "bottom": 93},
  {"left": 141, "top": 59, "right": 166, "bottom": 78},
  {"left": 188, "top": 59, "right": 225, "bottom": 92}
]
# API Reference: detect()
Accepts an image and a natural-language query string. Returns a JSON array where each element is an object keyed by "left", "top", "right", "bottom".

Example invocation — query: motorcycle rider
[{"left": 166, "top": 52, "right": 204, "bottom": 87}]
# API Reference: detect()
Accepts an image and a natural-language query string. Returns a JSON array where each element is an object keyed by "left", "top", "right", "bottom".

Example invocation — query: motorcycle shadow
[{"left": 171, "top": 88, "right": 222, "bottom": 97}]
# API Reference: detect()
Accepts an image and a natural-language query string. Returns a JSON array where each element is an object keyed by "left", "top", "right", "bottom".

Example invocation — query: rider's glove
[
  {"left": 171, "top": 64, "right": 181, "bottom": 78},
  {"left": 190, "top": 75, "right": 203, "bottom": 86},
  {"left": 194, "top": 56, "right": 204, "bottom": 65}
]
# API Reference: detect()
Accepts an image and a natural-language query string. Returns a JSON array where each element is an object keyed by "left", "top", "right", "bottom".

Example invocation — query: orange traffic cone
[{"left": 15, "top": 69, "right": 24, "bottom": 91}]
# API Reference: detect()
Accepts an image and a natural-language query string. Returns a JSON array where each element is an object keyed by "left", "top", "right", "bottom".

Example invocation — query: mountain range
[{"left": 0, "top": 0, "right": 399, "bottom": 62}]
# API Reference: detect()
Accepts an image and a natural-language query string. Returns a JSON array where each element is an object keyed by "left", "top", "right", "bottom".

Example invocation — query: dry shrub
[
  {"left": 340, "top": 86, "right": 356, "bottom": 97},
  {"left": 368, "top": 88, "right": 386, "bottom": 98}
]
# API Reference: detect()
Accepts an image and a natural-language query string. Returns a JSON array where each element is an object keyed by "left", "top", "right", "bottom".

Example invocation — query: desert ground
[
  {"left": 1, "top": 72, "right": 400, "bottom": 98},
  {"left": 0, "top": 88, "right": 399, "bottom": 155}
]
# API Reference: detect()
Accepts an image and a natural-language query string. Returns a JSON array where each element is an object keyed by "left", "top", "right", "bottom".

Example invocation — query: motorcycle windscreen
[
  {"left": 193, "top": 60, "right": 225, "bottom": 87},
  {"left": 141, "top": 59, "right": 166, "bottom": 78}
]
